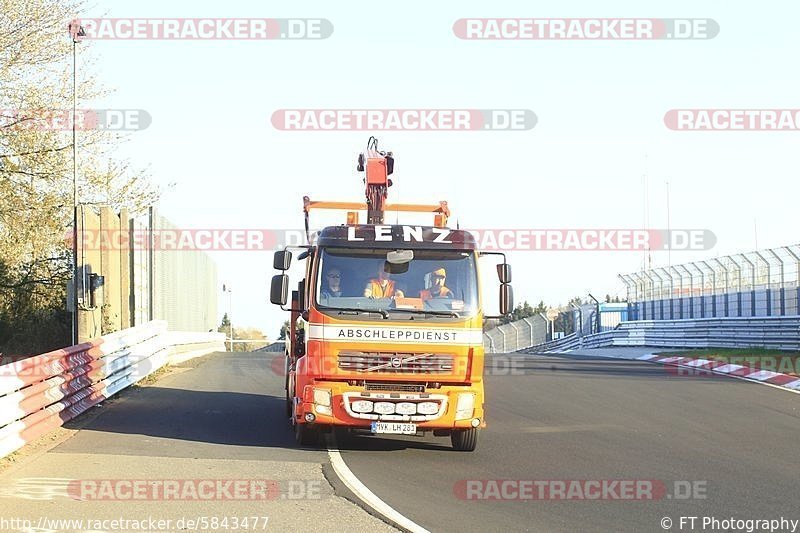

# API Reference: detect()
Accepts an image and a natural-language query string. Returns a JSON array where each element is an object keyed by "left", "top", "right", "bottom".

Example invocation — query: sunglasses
[
  {"left": 327, "top": 273, "right": 341, "bottom": 278},
  {"left": 432, "top": 274, "right": 445, "bottom": 280}
]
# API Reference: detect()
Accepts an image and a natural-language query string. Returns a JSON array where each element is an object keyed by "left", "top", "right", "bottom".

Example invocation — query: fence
[
  {"left": 525, "top": 316, "right": 800, "bottom": 353},
  {"left": 484, "top": 307, "right": 620, "bottom": 352},
  {"left": 150, "top": 212, "right": 218, "bottom": 332},
  {"left": 0, "top": 322, "right": 224, "bottom": 459},
  {"left": 620, "top": 244, "right": 800, "bottom": 320},
  {"left": 483, "top": 315, "right": 547, "bottom": 353}
]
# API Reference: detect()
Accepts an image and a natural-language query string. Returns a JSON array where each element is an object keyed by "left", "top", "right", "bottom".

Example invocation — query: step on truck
[{"left": 269, "top": 137, "right": 512, "bottom": 451}]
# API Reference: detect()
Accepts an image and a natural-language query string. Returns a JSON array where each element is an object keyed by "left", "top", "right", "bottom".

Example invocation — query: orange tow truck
[{"left": 270, "top": 137, "right": 512, "bottom": 451}]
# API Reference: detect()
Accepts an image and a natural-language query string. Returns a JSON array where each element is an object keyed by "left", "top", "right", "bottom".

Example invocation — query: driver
[
  {"left": 320, "top": 268, "right": 343, "bottom": 299},
  {"left": 420, "top": 267, "right": 452, "bottom": 301},
  {"left": 364, "top": 264, "right": 404, "bottom": 298}
]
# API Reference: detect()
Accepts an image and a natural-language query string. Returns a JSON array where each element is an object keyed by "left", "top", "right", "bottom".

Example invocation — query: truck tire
[
  {"left": 295, "top": 422, "right": 319, "bottom": 447},
  {"left": 451, "top": 428, "right": 479, "bottom": 451}
]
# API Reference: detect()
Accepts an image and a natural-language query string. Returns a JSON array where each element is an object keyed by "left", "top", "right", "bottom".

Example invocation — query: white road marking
[{"left": 327, "top": 441, "right": 430, "bottom": 533}]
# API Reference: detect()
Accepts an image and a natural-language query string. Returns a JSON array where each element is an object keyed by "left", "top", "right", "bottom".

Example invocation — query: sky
[{"left": 77, "top": 1, "right": 800, "bottom": 337}]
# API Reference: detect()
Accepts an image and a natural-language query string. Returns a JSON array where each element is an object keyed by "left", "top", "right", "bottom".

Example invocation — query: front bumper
[{"left": 295, "top": 381, "right": 485, "bottom": 430}]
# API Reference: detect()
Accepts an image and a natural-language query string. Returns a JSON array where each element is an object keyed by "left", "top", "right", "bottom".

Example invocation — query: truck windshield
[{"left": 316, "top": 247, "right": 478, "bottom": 317}]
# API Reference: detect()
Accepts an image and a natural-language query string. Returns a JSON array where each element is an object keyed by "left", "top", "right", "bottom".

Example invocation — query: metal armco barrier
[
  {"left": 0, "top": 322, "right": 225, "bottom": 459},
  {"left": 530, "top": 332, "right": 581, "bottom": 353},
  {"left": 525, "top": 317, "right": 800, "bottom": 353}
]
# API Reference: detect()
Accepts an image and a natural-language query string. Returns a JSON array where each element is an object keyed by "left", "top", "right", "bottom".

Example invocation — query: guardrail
[
  {"left": 524, "top": 316, "right": 800, "bottom": 353},
  {"left": 0, "top": 322, "right": 225, "bottom": 459},
  {"left": 528, "top": 332, "right": 580, "bottom": 353},
  {"left": 257, "top": 341, "right": 286, "bottom": 353}
]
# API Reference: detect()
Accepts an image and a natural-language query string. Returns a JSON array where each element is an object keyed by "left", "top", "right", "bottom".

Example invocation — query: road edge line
[{"left": 327, "top": 445, "right": 430, "bottom": 533}]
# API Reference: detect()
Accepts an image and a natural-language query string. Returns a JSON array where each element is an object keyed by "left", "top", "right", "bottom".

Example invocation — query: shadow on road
[
  {"left": 330, "top": 430, "right": 453, "bottom": 453},
  {"left": 60, "top": 386, "right": 299, "bottom": 450},
  {"left": 493, "top": 354, "right": 729, "bottom": 383}
]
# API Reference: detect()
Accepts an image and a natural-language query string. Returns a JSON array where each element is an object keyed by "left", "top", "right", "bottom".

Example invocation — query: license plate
[{"left": 371, "top": 422, "right": 417, "bottom": 435}]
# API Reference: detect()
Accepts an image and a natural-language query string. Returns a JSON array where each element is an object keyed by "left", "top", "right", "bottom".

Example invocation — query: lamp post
[
  {"left": 223, "top": 284, "right": 233, "bottom": 350},
  {"left": 546, "top": 308, "right": 559, "bottom": 340},
  {"left": 69, "top": 21, "right": 85, "bottom": 345}
]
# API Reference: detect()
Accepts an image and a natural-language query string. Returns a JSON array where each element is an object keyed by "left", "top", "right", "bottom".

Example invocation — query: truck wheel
[
  {"left": 295, "top": 422, "right": 319, "bottom": 447},
  {"left": 451, "top": 428, "right": 479, "bottom": 451}
]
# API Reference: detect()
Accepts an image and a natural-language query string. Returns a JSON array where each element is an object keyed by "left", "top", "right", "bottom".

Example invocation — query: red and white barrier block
[
  {"left": 0, "top": 322, "right": 225, "bottom": 459},
  {"left": 637, "top": 353, "right": 800, "bottom": 393}
]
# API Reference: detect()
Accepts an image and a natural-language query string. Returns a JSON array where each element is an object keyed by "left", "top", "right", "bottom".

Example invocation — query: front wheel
[{"left": 451, "top": 428, "right": 479, "bottom": 451}]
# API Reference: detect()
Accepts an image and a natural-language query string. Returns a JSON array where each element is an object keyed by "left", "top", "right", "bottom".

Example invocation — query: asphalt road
[
  {"left": 1, "top": 350, "right": 798, "bottom": 533},
  {"left": 335, "top": 353, "right": 800, "bottom": 532},
  {"left": 0, "top": 352, "right": 394, "bottom": 532}
]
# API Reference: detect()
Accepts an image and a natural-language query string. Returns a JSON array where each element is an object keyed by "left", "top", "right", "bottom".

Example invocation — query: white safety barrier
[
  {"left": 525, "top": 317, "right": 800, "bottom": 353},
  {"left": 0, "top": 322, "right": 225, "bottom": 459}
]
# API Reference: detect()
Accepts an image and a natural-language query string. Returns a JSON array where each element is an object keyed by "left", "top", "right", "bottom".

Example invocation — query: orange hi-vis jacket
[{"left": 367, "top": 279, "right": 396, "bottom": 298}]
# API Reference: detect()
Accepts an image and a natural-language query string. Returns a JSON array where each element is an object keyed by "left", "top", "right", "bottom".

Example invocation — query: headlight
[
  {"left": 395, "top": 402, "right": 416, "bottom": 415},
  {"left": 315, "top": 405, "right": 332, "bottom": 416},
  {"left": 417, "top": 401, "right": 439, "bottom": 415},
  {"left": 373, "top": 402, "right": 395, "bottom": 414},
  {"left": 313, "top": 388, "right": 332, "bottom": 407},
  {"left": 352, "top": 400, "right": 374, "bottom": 413},
  {"left": 455, "top": 393, "right": 475, "bottom": 420}
]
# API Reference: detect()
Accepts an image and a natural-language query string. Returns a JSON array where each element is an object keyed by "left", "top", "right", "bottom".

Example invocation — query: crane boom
[{"left": 302, "top": 137, "right": 450, "bottom": 243}]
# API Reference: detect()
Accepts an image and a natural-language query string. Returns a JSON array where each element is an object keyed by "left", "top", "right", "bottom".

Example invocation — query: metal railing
[
  {"left": 483, "top": 315, "right": 547, "bottom": 353},
  {"left": 620, "top": 244, "right": 800, "bottom": 320}
]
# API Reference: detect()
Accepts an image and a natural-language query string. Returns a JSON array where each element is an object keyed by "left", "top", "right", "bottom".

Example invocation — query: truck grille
[
  {"left": 338, "top": 352, "right": 454, "bottom": 374},
  {"left": 364, "top": 382, "right": 425, "bottom": 393}
]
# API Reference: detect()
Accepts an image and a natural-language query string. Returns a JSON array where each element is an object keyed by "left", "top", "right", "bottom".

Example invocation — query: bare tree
[{"left": 0, "top": 0, "right": 159, "bottom": 353}]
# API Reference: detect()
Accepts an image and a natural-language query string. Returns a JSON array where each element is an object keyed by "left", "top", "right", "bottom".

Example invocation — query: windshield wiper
[
  {"left": 384, "top": 308, "right": 460, "bottom": 318},
  {"left": 319, "top": 306, "right": 389, "bottom": 319}
]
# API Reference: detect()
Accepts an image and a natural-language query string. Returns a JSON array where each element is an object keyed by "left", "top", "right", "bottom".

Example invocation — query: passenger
[
  {"left": 364, "top": 264, "right": 404, "bottom": 298},
  {"left": 420, "top": 267, "right": 453, "bottom": 301}
]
